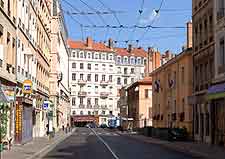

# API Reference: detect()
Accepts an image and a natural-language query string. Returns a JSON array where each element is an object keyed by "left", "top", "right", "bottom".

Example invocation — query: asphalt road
[{"left": 42, "top": 128, "right": 203, "bottom": 159}]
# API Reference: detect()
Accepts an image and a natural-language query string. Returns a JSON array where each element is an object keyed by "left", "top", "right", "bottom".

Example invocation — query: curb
[
  {"left": 117, "top": 132, "right": 210, "bottom": 159},
  {"left": 27, "top": 128, "right": 76, "bottom": 159}
]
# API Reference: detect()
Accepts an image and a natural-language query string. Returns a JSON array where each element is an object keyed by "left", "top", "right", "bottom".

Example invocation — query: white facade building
[{"left": 68, "top": 37, "right": 118, "bottom": 120}]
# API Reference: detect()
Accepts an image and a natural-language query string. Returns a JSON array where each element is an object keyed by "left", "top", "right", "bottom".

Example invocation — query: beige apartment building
[
  {"left": 127, "top": 77, "right": 152, "bottom": 128},
  {"left": 0, "top": 0, "right": 17, "bottom": 143},
  {"left": 206, "top": 0, "right": 225, "bottom": 146},
  {"left": 190, "top": 0, "right": 215, "bottom": 144},
  {"left": 152, "top": 48, "right": 193, "bottom": 135}
]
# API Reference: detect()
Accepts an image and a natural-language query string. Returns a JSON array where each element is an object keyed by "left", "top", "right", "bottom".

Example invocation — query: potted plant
[{"left": 0, "top": 102, "right": 9, "bottom": 152}]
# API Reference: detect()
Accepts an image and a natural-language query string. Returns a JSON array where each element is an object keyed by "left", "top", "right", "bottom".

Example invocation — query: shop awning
[{"left": 207, "top": 83, "right": 225, "bottom": 100}]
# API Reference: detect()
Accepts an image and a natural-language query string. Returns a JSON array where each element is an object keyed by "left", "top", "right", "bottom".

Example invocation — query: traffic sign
[{"left": 43, "top": 101, "right": 49, "bottom": 110}]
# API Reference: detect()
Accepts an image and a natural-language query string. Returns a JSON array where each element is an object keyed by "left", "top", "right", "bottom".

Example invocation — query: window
[
  {"left": 80, "top": 111, "right": 83, "bottom": 115},
  {"left": 95, "top": 86, "right": 98, "bottom": 92},
  {"left": 95, "top": 53, "right": 99, "bottom": 59},
  {"left": 87, "top": 74, "right": 91, "bottom": 81},
  {"left": 72, "top": 111, "right": 76, "bottom": 115},
  {"left": 87, "top": 52, "right": 91, "bottom": 58},
  {"left": 72, "top": 97, "right": 76, "bottom": 105},
  {"left": 131, "top": 68, "right": 134, "bottom": 74},
  {"left": 80, "top": 51, "right": 84, "bottom": 58},
  {"left": 95, "top": 64, "right": 98, "bottom": 70},
  {"left": 80, "top": 74, "right": 84, "bottom": 80},
  {"left": 181, "top": 67, "right": 184, "bottom": 83},
  {"left": 88, "top": 111, "right": 91, "bottom": 115},
  {"left": 130, "top": 57, "right": 134, "bottom": 64},
  {"left": 80, "top": 63, "right": 84, "bottom": 69},
  {"left": 95, "top": 74, "right": 98, "bottom": 82},
  {"left": 72, "top": 73, "right": 76, "bottom": 80},
  {"left": 117, "top": 78, "right": 121, "bottom": 85},
  {"left": 124, "top": 78, "right": 127, "bottom": 85},
  {"left": 117, "top": 67, "right": 121, "bottom": 73},
  {"left": 88, "top": 63, "right": 91, "bottom": 70},
  {"left": 95, "top": 98, "right": 98, "bottom": 105},
  {"left": 131, "top": 78, "right": 134, "bottom": 83},
  {"left": 80, "top": 97, "right": 84, "bottom": 104},
  {"left": 206, "top": 112, "right": 210, "bottom": 136},
  {"left": 102, "top": 111, "right": 105, "bottom": 115},
  {"left": 137, "top": 58, "right": 141, "bottom": 64},
  {"left": 145, "top": 89, "right": 149, "bottom": 98},
  {"left": 109, "top": 54, "right": 113, "bottom": 60},
  {"left": 117, "top": 56, "right": 121, "bottom": 63},
  {"left": 102, "top": 54, "right": 106, "bottom": 60},
  {"left": 109, "top": 75, "right": 112, "bottom": 82},
  {"left": 124, "top": 68, "right": 128, "bottom": 74},
  {"left": 7, "top": 32, "right": 10, "bottom": 44},
  {"left": 124, "top": 57, "right": 128, "bottom": 64},
  {"left": 219, "top": 38, "right": 225, "bottom": 68},
  {"left": 102, "top": 75, "right": 106, "bottom": 81},
  {"left": 0, "top": 24, "right": 3, "bottom": 44},
  {"left": 87, "top": 98, "right": 91, "bottom": 105},
  {"left": 102, "top": 64, "right": 106, "bottom": 70},
  {"left": 72, "top": 62, "right": 76, "bottom": 68}
]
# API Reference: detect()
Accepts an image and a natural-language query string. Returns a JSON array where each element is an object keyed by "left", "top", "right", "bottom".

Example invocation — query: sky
[{"left": 62, "top": 0, "right": 192, "bottom": 54}]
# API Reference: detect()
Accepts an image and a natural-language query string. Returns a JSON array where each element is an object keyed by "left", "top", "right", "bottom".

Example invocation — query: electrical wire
[
  {"left": 138, "top": 0, "right": 165, "bottom": 41},
  {"left": 129, "top": 0, "right": 145, "bottom": 43}
]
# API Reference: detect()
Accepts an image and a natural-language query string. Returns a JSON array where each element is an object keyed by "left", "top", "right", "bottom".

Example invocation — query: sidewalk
[
  {"left": 118, "top": 132, "right": 225, "bottom": 159},
  {"left": 1, "top": 128, "right": 76, "bottom": 159}
]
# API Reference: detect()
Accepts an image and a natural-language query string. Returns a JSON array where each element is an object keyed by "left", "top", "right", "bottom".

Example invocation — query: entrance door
[{"left": 22, "top": 105, "right": 33, "bottom": 143}]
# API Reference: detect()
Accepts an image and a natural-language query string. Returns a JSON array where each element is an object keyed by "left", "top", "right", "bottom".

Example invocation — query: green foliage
[{"left": 0, "top": 103, "right": 9, "bottom": 142}]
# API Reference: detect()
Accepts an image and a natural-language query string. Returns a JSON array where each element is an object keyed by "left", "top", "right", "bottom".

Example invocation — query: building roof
[
  {"left": 68, "top": 39, "right": 113, "bottom": 52},
  {"left": 114, "top": 47, "right": 147, "bottom": 58},
  {"left": 127, "top": 77, "right": 152, "bottom": 90},
  {"left": 150, "top": 48, "right": 192, "bottom": 76}
]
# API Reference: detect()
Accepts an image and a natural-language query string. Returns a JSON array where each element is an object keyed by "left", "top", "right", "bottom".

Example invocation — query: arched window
[
  {"left": 80, "top": 51, "right": 84, "bottom": 58},
  {"left": 80, "top": 111, "right": 83, "bottom": 115},
  {"left": 72, "top": 111, "right": 76, "bottom": 115}
]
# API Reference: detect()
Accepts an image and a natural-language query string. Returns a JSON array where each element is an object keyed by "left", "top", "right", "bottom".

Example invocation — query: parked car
[{"left": 99, "top": 124, "right": 108, "bottom": 129}]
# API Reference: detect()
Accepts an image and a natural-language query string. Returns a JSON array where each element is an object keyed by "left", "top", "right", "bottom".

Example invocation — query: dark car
[{"left": 99, "top": 124, "right": 108, "bottom": 129}]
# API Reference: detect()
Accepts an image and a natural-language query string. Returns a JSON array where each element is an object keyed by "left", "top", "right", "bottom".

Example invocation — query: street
[{"left": 42, "top": 128, "right": 202, "bottom": 159}]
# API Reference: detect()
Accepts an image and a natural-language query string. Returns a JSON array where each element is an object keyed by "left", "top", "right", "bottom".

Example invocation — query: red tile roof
[
  {"left": 68, "top": 39, "right": 148, "bottom": 57},
  {"left": 67, "top": 39, "right": 113, "bottom": 52},
  {"left": 115, "top": 47, "right": 147, "bottom": 57}
]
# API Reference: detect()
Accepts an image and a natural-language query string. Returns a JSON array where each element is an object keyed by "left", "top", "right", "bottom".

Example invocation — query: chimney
[
  {"left": 86, "top": 37, "right": 93, "bottom": 48},
  {"left": 187, "top": 21, "right": 192, "bottom": 48},
  {"left": 108, "top": 38, "right": 113, "bottom": 49},
  {"left": 128, "top": 44, "right": 132, "bottom": 53}
]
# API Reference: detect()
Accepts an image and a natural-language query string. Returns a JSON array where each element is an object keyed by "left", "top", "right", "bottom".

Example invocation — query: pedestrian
[
  {"left": 62, "top": 125, "right": 65, "bottom": 132},
  {"left": 46, "top": 124, "right": 49, "bottom": 136}
]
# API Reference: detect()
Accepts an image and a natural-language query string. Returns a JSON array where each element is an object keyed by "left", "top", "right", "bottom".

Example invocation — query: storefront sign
[
  {"left": 15, "top": 104, "right": 22, "bottom": 143},
  {"left": 43, "top": 101, "right": 49, "bottom": 110},
  {"left": 22, "top": 80, "right": 33, "bottom": 94}
]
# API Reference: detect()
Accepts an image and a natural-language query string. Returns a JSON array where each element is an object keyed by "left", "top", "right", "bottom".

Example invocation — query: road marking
[
  {"left": 81, "top": 132, "right": 87, "bottom": 135},
  {"left": 90, "top": 128, "right": 119, "bottom": 159},
  {"left": 97, "top": 132, "right": 102, "bottom": 135}
]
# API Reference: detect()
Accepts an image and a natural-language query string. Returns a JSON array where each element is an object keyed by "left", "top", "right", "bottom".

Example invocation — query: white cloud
[{"left": 140, "top": 10, "right": 160, "bottom": 25}]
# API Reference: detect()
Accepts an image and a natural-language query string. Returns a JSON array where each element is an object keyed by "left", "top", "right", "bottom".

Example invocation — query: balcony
[
  {"left": 79, "top": 104, "right": 85, "bottom": 108},
  {"left": 100, "top": 80, "right": 109, "bottom": 86},
  {"left": 87, "top": 104, "right": 92, "bottom": 109},
  {"left": 78, "top": 79, "right": 87, "bottom": 85},
  {"left": 78, "top": 91, "right": 87, "bottom": 97},
  {"left": 94, "top": 104, "right": 100, "bottom": 109},
  {"left": 122, "top": 72, "right": 130, "bottom": 77},
  {"left": 101, "top": 105, "right": 107, "bottom": 109},
  {"left": 100, "top": 92, "right": 110, "bottom": 98}
]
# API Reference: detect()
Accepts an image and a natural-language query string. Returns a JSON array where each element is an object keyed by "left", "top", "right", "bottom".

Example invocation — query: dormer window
[
  {"left": 80, "top": 51, "right": 84, "bottom": 58},
  {"left": 87, "top": 52, "right": 91, "bottom": 59},
  {"left": 109, "top": 54, "right": 113, "bottom": 60},
  {"left": 124, "top": 57, "right": 128, "bottom": 64},
  {"left": 95, "top": 53, "right": 99, "bottom": 59},
  {"left": 117, "top": 56, "right": 121, "bottom": 63}
]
